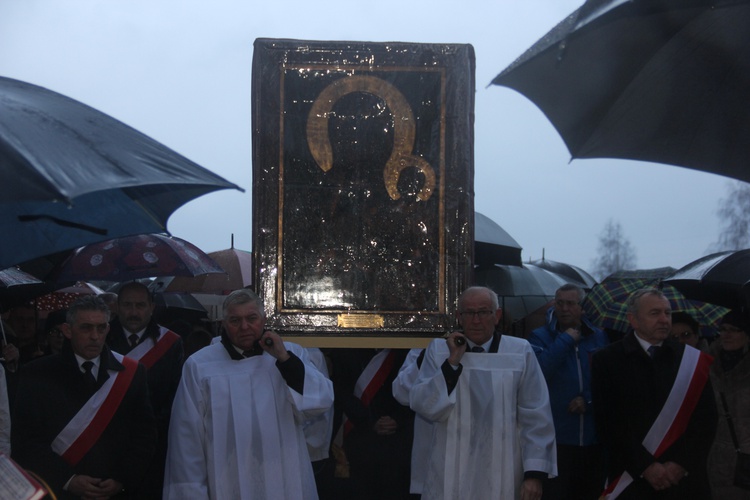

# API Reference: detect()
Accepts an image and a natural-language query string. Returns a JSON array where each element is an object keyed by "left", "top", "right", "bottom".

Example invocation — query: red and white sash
[
  {"left": 601, "top": 346, "right": 713, "bottom": 499},
  {"left": 330, "top": 349, "right": 397, "bottom": 477},
  {"left": 51, "top": 353, "right": 138, "bottom": 466},
  {"left": 126, "top": 326, "right": 179, "bottom": 369},
  {"left": 338, "top": 349, "right": 397, "bottom": 437}
]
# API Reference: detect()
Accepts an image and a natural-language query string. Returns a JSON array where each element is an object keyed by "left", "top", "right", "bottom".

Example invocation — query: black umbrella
[
  {"left": 0, "top": 267, "right": 75, "bottom": 312},
  {"left": 491, "top": 0, "right": 750, "bottom": 183},
  {"left": 666, "top": 250, "right": 750, "bottom": 310},
  {"left": 0, "top": 268, "right": 42, "bottom": 289},
  {"left": 530, "top": 257, "right": 597, "bottom": 289},
  {"left": 474, "top": 212, "right": 522, "bottom": 267},
  {"left": 474, "top": 263, "right": 585, "bottom": 320},
  {"left": 153, "top": 292, "right": 207, "bottom": 313},
  {"left": 0, "top": 76, "right": 243, "bottom": 270}
]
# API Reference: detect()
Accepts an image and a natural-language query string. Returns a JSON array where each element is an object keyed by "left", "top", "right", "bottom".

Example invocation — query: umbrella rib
[{"left": 17, "top": 214, "right": 108, "bottom": 235}]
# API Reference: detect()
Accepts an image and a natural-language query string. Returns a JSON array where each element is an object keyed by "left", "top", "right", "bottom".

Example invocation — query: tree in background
[
  {"left": 711, "top": 181, "right": 750, "bottom": 251},
  {"left": 591, "top": 219, "right": 637, "bottom": 280}
]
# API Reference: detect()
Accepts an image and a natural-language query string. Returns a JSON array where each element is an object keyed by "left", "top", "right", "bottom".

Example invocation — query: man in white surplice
[
  {"left": 163, "top": 289, "right": 334, "bottom": 500},
  {"left": 410, "top": 286, "right": 557, "bottom": 500}
]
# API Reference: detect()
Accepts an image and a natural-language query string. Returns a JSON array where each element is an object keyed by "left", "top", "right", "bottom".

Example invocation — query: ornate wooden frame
[{"left": 251, "top": 39, "right": 475, "bottom": 344}]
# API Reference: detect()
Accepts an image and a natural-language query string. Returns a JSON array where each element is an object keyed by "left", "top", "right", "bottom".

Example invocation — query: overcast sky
[{"left": 0, "top": 0, "right": 732, "bottom": 275}]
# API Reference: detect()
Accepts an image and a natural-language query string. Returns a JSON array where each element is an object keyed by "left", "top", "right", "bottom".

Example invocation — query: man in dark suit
[
  {"left": 592, "top": 288, "right": 717, "bottom": 499},
  {"left": 11, "top": 295, "right": 156, "bottom": 499},
  {"left": 107, "top": 281, "right": 183, "bottom": 498}
]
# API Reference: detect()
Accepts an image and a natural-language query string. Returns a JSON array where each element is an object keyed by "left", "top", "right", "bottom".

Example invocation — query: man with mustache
[{"left": 107, "top": 281, "right": 183, "bottom": 499}]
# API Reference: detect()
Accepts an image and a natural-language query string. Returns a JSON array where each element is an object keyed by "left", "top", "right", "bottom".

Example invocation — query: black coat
[
  {"left": 107, "top": 318, "right": 183, "bottom": 499},
  {"left": 11, "top": 343, "right": 156, "bottom": 499},
  {"left": 592, "top": 333, "right": 718, "bottom": 499},
  {"left": 106, "top": 318, "right": 183, "bottom": 429}
]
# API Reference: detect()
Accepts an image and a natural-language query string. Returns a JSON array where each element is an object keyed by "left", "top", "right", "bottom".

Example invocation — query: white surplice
[
  {"left": 301, "top": 347, "right": 333, "bottom": 462},
  {"left": 410, "top": 336, "right": 557, "bottom": 500},
  {"left": 164, "top": 342, "right": 334, "bottom": 500}
]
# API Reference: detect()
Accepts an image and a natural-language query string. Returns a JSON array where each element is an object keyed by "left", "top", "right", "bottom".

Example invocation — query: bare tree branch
[
  {"left": 591, "top": 219, "right": 637, "bottom": 280},
  {"left": 711, "top": 181, "right": 750, "bottom": 252}
]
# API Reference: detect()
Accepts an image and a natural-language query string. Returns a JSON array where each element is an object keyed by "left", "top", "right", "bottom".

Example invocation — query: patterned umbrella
[
  {"left": 582, "top": 270, "right": 729, "bottom": 337},
  {"left": 50, "top": 234, "right": 225, "bottom": 282},
  {"left": 32, "top": 282, "right": 105, "bottom": 312}
]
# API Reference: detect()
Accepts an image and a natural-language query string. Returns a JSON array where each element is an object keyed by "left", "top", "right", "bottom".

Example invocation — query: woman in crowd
[{"left": 707, "top": 310, "right": 750, "bottom": 499}]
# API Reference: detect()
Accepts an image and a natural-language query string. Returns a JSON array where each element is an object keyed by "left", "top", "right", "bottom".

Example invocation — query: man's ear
[
  {"left": 626, "top": 312, "right": 637, "bottom": 331},
  {"left": 61, "top": 323, "right": 73, "bottom": 340}
]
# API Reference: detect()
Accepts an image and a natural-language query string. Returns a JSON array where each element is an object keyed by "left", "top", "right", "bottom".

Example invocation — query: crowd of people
[{"left": 0, "top": 283, "right": 748, "bottom": 499}]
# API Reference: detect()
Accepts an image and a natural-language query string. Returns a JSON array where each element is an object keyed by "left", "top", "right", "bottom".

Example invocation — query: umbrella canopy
[
  {"left": 491, "top": 0, "right": 750, "bottom": 183},
  {"left": 0, "top": 267, "right": 42, "bottom": 288},
  {"left": 530, "top": 257, "right": 597, "bottom": 289},
  {"left": 164, "top": 247, "right": 252, "bottom": 294},
  {"left": 474, "top": 263, "right": 585, "bottom": 321},
  {"left": 666, "top": 249, "right": 750, "bottom": 310},
  {"left": 50, "top": 234, "right": 225, "bottom": 282},
  {"left": 0, "top": 76, "right": 242, "bottom": 270},
  {"left": 474, "top": 211, "right": 523, "bottom": 266},
  {"left": 153, "top": 292, "right": 207, "bottom": 313},
  {"left": 582, "top": 272, "right": 729, "bottom": 336},
  {"left": 0, "top": 267, "right": 71, "bottom": 310},
  {"left": 33, "top": 281, "right": 105, "bottom": 312}
]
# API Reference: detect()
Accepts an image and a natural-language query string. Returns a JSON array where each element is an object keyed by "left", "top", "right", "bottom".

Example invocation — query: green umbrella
[{"left": 582, "top": 270, "right": 728, "bottom": 337}]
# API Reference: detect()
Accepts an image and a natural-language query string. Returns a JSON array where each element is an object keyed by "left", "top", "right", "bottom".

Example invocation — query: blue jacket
[{"left": 528, "top": 309, "right": 608, "bottom": 446}]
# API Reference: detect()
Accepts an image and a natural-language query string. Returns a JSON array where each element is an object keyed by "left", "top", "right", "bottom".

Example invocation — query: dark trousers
[{"left": 543, "top": 444, "right": 606, "bottom": 500}]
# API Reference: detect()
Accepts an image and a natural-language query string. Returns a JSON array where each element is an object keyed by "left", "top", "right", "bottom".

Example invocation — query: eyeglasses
[
  {"left": 459, "top": 310, "right": 494, "bottom": 320},
  {"left": 48, "top": 328, "right": 64, "bottom": 338}
]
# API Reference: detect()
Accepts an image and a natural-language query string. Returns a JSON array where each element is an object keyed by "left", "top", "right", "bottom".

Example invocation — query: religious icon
[{"left": 252, "top": 39, "right": 475, "bottom": 341}]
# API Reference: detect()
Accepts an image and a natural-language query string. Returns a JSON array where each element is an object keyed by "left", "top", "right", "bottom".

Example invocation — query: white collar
[
  {"left": 74, "top": 353, "right": 101, "bottom": 372},
  {"left": 634, "top": 331, "right": 662, "bottom": 354},
  {"left": 123, "top": 327, "right": 147, "bottom": 340}
]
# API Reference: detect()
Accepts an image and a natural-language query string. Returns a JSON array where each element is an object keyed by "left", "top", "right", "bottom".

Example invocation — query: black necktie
[
  {"left": 128, "top": 333, "right": 139, "bottom": 348},
  {"left": 82, "top": 361, "right": 96, "bottom": 390},
  {"left": 648, "top": 345, "right": 658, "bottom": 358},
  {"left": 471, "top": 346, "right": 485, "bottom": 353}
]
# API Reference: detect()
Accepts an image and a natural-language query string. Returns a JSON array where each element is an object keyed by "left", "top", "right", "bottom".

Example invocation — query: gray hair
[
  {"left": 627, "top": 288, "right": 667, "bottom": 316},
  {"left": 556, "top": 283, "right": 585, "bottom": 303},
  {"left": 67, "top": 295, "right": 111, "bottom": 324},
  {"left": 459, "top": 286, "right": 499, "bottom": 311},
  {"left": 222, "top": 289, "right": 265, "bottom": 317}
]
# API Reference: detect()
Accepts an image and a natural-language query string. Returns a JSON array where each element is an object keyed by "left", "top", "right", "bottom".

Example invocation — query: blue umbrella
[{"left": 0, "top": 76, "right": 243, "bottom": 269}]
